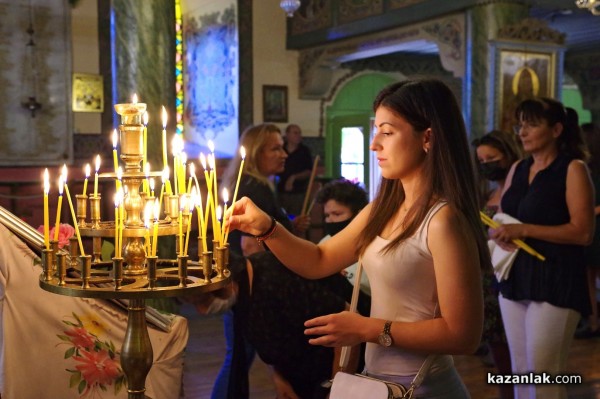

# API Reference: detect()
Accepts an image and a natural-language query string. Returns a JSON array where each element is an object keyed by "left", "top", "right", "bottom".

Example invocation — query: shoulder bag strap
[{"left": 339, "top": 258, "right": 436, "bottom": 391}]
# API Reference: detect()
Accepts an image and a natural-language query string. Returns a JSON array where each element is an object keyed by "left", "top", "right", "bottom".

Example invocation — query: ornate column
[
  {"left": 466, "top": 1, "right": 528, "bottom": 139},
  {"left": 112, "top": 0, "right": 176, "bottom": 168}
]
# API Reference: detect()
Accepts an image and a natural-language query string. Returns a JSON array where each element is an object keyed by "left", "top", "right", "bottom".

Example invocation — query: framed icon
[
  {"left": 262, "top": 85, "right": 288, "bottom": 123},
  {"left": 72, "top": 73, "right": 104, "bottom": 112}
]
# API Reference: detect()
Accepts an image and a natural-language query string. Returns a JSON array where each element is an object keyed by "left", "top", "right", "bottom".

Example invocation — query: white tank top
[{"left": 363, "top": 201, "right": 453, "bottom": 376}]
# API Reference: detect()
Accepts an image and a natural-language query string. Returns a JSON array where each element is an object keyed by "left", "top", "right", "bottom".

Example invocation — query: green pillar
[
  {"left": 466, "top": 2, "right": 528, "bottom": 139},
  {"left": 113, "top": 0, "right": 176, "bottom": 168}
]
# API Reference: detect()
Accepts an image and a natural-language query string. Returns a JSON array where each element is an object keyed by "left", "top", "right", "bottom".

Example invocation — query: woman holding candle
[
  {"left": 227, "top": 79, "right": 489, "bottom": 397},
  {"left": 490, "top": 100, "right": 594, "bottom": 399},
  {"left": 212, "top": 123, "right": 310, "bottom": 399}
]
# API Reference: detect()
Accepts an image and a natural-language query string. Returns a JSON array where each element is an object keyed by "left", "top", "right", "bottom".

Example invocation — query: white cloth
[
  {"left": 362, "top": 201, "right": 453, "bottom": 377},
  {"left": 0, "top": 223, "right": 188, "bottom": 399},
  {"left": 488, "top": 212, "right": 522, "bottom": 281}
]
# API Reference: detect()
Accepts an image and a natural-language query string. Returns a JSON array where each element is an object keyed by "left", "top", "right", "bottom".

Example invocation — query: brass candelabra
[{"left": 39, "top": 102, "right": 230, "bottom": 399}]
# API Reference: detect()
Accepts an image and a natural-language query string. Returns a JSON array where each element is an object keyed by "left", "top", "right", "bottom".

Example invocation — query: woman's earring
[{"left": 424, "top": 147, "right": 429, "bottom": 154}]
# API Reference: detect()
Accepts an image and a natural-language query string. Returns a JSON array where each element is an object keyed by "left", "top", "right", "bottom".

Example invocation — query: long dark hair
[
  {"left": 357, "top": 78, "right": 490, "bottom": 271},
  {"left": 515, "top": 98, "right": 589, "bottom": 162}
]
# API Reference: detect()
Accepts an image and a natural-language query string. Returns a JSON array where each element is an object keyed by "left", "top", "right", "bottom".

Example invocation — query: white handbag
[{"left": 328, "top": 260, "right": 435, "bottom": 399}]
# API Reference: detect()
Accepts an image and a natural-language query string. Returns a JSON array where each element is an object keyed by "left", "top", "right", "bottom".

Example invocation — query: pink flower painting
[{"left": 57, "top": 313, "right": 126, "bottom": 397}]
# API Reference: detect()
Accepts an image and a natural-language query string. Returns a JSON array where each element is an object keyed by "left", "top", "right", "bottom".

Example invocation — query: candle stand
[{"left": 39, "top": 101, "right": 230, "bottom": 399}]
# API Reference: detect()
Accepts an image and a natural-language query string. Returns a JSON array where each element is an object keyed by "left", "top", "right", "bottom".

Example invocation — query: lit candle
[
  {"left": 187, "top": 161, "right": 195, "bottom": 194},
  {"left": 200, "top": 154, "right": 213, "bottom": 241},
  {"left": 54, "top": 175, "right": 64, "bottom": 242},
  {"left": 149, "top": 177, "right": 155, "bottom": 197},
  {"left": 82, "top": 163, "right": 90, "bottom": 196},
  {"left": 152, "top": 199, "right": 160, "bottom": 257},
  {"left": 43, "top": 168, "right": 50, "bottom": 250},
  {"left": 112, "top": 129, "right": 119, "bottom": 173},
  {"left": 184, "top": 195, "right": 193, "bottom": 255},
  {"left": 225, "top": 146, "right": 246, "bottom": 243},
  {"left": 161, "top": 106, "right": 168, "bottom": 170},
  {"left": 116, "top": 187, "right": 124, "bottom": 258},
  {"left": 208, "top": 154, "right": 218, "bottom": 241},
  {"left": 192, "top": 187, "right": 207, "bottom": 252},
  {"left": 180, "top": 151, "right": 188, "bottom": 195},
  {"left": 178, "top": 196, "right": 184, "bottom": 255},
  {"left": 93, "top": 154, "right": 101, "bottom": 197},
  {"left": 220, "top": 188, "right": 229, "bottom": 244},
  {"left": 215, "top": 205, "right": 222, "bottom": 247},
  {"left": 114, "top": 194, "right": 120, "bottom": 258},
  {"left": 62, "top": 165, "right": 85, "bottom": 256},
  {"left": 117, "top": 166, "right": 123, "bottom": 192},
  {"left": 144, "top": 202, "right": 152, "bottom": 256}
]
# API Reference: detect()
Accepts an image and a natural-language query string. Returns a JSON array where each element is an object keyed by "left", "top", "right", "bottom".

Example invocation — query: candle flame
[
  {"left": 199, "top": 153, "right": 207, "bottom": 170},
  {"left": 222, "top": 187, "right": 229, "bottom": 203},
  {"left": 95, "top": 154, "right": 101, "bottom": 171},
  {"left": 162, "top": 167, "right": 170, "bottom": 182},
  {"left": 240, "top": 146, "right": 246, "bottom": 160},
  {"left": 208, "top": 140, "right": 215, "bottom": 153},
  {"left": 216, "top": 205, "right": 222, "bottom": 220},
  {"left": 150, "top": 178, "right": 155, "bottom": 191},
  {"left": 171, "top": 134, "right": 183, "bottom": 155},
  {"left": 112, "top": 129, "right": 118, "bottom": 149},
  {"left": 161, "top": 106, "right": 168, "bottom": 128},
  {"left": 58, "top": 175, "right": 64, "bottom": 195},
  {"left": 144, "top": 162, "right": 150, "bottom": 177},
  {"left": 181, "top": 152, "right": 187, "bottom": 165},
  {"left": 143, "top": 111, "right": 149, "bottom": 125},
  {"left": 61, "top": 164, "right": 68, "bottom": 183},
  {"left": 43, "top": 168, "right": 50, "bottom": 194},
  {"left": 132, "top": 94, "right": 138, "bottom": 104},
  {"left": 117, "top": 166, "right": 123, "bottom": 180},
  {"left": 189, "top": 162, "right": 195, "bottom": 176},
  {"left": 180, "top": 194, "right": 187, "bottom": 211},
  {"left": 84, "top": 163, "right": 91, "bottom": 178}
]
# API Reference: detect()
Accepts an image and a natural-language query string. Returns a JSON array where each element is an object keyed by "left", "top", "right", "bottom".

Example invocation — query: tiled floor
[{"left": 180, "top": 303, "right": 600, "bottom": 398}]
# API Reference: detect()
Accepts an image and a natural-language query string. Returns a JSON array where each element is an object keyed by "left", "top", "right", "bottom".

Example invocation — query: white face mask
[{"left": 205, "top": 291, "right": 237, "bottom": 315}]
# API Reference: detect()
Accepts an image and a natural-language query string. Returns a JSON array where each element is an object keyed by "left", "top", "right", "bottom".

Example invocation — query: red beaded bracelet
[{"left": 255, "top": 216, "right": 278, "bottom": 244}]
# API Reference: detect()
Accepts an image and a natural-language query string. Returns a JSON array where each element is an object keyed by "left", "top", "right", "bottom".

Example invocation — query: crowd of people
[{"left": 188, "top": 78, "right": 599, "bottom": 399}]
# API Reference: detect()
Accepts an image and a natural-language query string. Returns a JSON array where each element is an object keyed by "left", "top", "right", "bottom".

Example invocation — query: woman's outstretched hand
[{"left": 225, "top": 196, "right": 273, "bottom": 236}]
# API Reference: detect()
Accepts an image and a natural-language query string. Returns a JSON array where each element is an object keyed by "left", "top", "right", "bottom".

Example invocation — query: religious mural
[{"left": 182, "top": 0, "right": 239, "bottom": 159}]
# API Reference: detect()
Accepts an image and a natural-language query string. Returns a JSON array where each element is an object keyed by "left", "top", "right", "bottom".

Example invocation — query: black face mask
[
  {"left": 324, "top": 219, "right": 351, "bottom": 237},
  {"left": 479, "top": 160, "right": 509, "bottom": 181}
]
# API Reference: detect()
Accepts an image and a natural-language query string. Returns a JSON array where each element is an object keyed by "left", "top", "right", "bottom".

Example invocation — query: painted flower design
[
  {"left": 73, "top": 349, "right": 122, "bottom": 387},
  {"left": 57, "top": 313, "right": 126, "bottom": 397}
]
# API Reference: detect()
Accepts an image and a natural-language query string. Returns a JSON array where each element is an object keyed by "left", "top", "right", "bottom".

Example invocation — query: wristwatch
[{"left": 377, "top": 320, "right": 393, "bottom": 347}]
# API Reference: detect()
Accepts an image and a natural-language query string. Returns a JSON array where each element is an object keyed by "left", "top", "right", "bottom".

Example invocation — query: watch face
[{"left": 378, "top": 333, "right": 392, "bottom": 347}]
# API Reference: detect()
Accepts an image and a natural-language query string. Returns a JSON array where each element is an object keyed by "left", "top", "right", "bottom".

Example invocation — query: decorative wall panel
[
  {"left": 182, "top": 0, "right": 239, "bottom": 158},
  {"left": 0, "top": 0, "right": 72, "bottom": 166}
]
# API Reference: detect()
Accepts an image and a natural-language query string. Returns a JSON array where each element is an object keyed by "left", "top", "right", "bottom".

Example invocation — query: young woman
[
  {"left": 227, "top": 78, "right": 489, "bottom": 398},
  {"left": 492, "top": 99, "right": 594, "bottom": 399}
]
